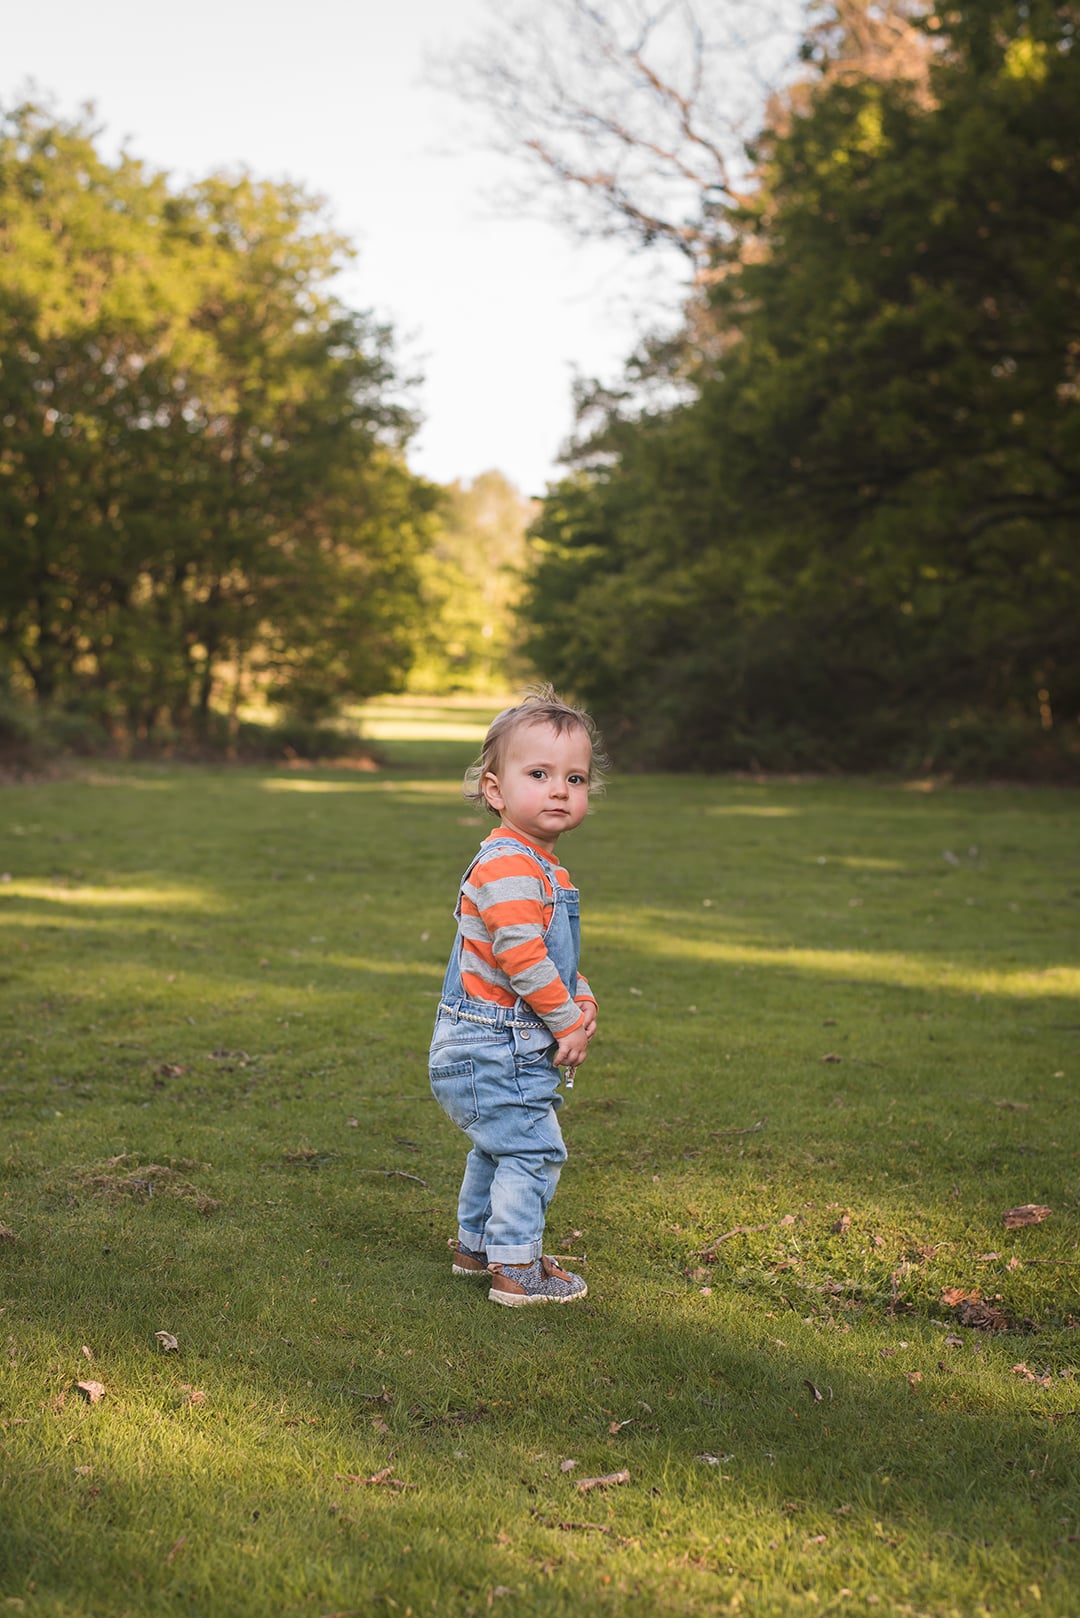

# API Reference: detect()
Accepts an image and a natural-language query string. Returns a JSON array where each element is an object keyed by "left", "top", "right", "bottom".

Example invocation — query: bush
[{"left": 0, "top": 692, "right": 108, "bottom": 766}]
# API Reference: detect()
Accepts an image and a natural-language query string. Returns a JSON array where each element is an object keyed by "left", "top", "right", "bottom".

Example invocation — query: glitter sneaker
[{"left": 486, "top": 1254, "right": 588, "bottom": 1307}]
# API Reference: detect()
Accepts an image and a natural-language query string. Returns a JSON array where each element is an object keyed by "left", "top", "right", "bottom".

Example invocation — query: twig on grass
[
  {"left": 357, "top": 1169, "right": 429, "bottom": 1187},
  {"left": 335, "top": 1468, "right": 416, "bottom": 1490},
  {"left": 709, "top": 1117, "right": 767, "bottom": 1137},
  {"left": 577, "top": 1469, "right": 631, "bottom": 1493},
  {"left": 698, "top": 1224, "right": 768, "bottom": 1257},
  {"left": 532, "top": 1512, "right": 635, "bottom": 1546}
]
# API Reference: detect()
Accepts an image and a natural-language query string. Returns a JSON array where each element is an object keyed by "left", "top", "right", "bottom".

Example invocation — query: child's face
[{"left": 482, "top": 720, "right": 592, "bottom": 852}]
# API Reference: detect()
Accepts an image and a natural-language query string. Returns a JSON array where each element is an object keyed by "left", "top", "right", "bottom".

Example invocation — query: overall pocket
[{"left": 430, "top": 1058, "right": 480, "bottom": 1130}]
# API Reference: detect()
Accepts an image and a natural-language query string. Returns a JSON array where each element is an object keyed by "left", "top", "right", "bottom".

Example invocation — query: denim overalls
[{"left": 428, "top": 836, "right": 581, "bottom": 1266}]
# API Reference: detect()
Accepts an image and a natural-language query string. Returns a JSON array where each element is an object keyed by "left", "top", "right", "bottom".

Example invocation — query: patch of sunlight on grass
[
  {"left": 260, "top": 779, "right": 378, "bottom": 794},
  {"left": 79, "top": 772, "right": 177, "bottom": 789},
  {"left": 595, "top": 922, "right": 1080, "bottom": 999},
  {"left": 819, "top": 855, "right": 905, "bottom": 870},
  {"left": 259, "top": 778, "right": 463, "bottom": 797},
  {"left": 0, "top": 881, "right": 222, "bottom": 912},
  {"left": 327, "top": 953, "right": 444, "bottom": 979},
  {"left": 703, "top": 805, "right": 802, "bottom": 818},
  {"left": 374, "top": 779, "right": 467, "bottom": 797},
  {"left": 350, "top": 692, "right": 517, "bottom": 742},
  {"left": 361, "top": 716, "right": 489, "bottom": 742}
]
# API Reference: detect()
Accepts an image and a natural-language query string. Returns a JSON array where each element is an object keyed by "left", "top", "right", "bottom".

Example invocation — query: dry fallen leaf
[
  {"left": 956, "top": 1298, "right": 1013, "bottom": 1331},
  {"left": 155, "top": 1331, "right": 179, "bottom": 1352},
  {"left": 804, "top": 1380, "right": 824, "bottom": 1404},
  {"left": 944, "top": 1334, "right": 964, "bottom": 1349},
  {"left": 831, "top": 1214, "right": 852, "bottom": 1236},
  {"left": 559, "top": 1458, "right": 577, "bottom": 1473},
  {"left": 941, "top": 1286, "right": 980, "bottom": 1307},
  {"left": 179, "top": 1386, "right": 207, "bottom": 1406},
  {"left": 1011, "top": 1363, "right": 1053, "bottom": 1388},
  {"left": 75, "top": 1380, "right": 106, "bottom": 1404},
  {"left": 822, "top": 1053, "right": 843, "bottom": 1064},
  {"left": 1003, "top": 1205, "right": 1051, "bottom": 1229},
  {"left": 905, "top": 1372, "right": 923, "bottom": 1391},
  {"left": 608, "top": 1419, "right": 636, "bottom": 1434},
  {"left": 577, "top": 1470, "right": 630, "bottom": 1493}
]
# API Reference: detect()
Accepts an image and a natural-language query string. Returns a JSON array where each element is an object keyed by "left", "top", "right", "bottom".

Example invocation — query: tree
[
  {"left": 438, "top": 0, "right": 804, "bottom": 278},
  {"left": 522, "top": 1, "right": 1080, "bottom": 776},
  {"left": 440, "top": 2, "right": 931, "bottom": 278},
  {"left": 410, "top": 471, "right": 537, "bottom": 694},
  {"left": 0, "top": 102, "right": 438, "bottom": 746}
]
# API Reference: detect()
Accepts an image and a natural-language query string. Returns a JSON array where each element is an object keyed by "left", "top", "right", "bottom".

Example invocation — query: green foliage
[
  {"left": 0, "top": 102, "right": 439, "bottom": 748},
  {"left": 409, "top": 470, "right": 536, "bottom": 694},
  {"left": 1, "top": 749, "right": 1079, "bottom": 1614},
  {"left": 522, "top": 2, "right": 1080, "bottom": 777}
]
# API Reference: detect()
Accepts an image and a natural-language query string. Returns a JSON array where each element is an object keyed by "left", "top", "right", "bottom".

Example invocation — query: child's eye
[
  {"left": 529, "top": 769, "right": 547, "bottom": 780},
  {"left": 568, "top": 774, "right": 588, "bottom": 786}
]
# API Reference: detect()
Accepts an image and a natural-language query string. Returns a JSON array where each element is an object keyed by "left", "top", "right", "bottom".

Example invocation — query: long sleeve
[{"left": 458, "top": 845, "right": 584, "bottom": 1036}]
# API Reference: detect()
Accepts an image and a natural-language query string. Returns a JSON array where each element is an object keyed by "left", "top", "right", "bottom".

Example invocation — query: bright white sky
[{"left": 3, "top": 0, "right": 692, "bottom": 497}]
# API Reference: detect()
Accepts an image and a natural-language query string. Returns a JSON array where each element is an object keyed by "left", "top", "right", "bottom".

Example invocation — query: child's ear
[{"left": 481, "top": 771, "right": 504, "bottom": 812}]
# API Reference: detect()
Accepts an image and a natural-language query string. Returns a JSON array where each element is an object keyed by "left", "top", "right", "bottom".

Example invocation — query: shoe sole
[{"left": 488, "top": 1282, "right": 588, "bottom": 1307}]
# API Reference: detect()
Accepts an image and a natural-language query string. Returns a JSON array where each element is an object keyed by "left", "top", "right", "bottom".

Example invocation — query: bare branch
[{"left": 430, "top": 0, "right": 808, "bottom": 276}]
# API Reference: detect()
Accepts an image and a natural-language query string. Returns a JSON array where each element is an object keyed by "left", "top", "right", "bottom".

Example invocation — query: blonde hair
[{"left": 463, "top": 684, "right": 608, "bottom": 817}]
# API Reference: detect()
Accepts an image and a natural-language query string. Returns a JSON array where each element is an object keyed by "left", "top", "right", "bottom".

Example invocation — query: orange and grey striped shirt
[{"left": 458, "top": 830, "right": 595, "bottom": 1037}]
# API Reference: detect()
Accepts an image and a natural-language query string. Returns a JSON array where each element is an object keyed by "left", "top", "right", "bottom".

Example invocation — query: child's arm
[
  {"left": 576, "top": 971, "right": 597, "bottom": 1040},
  {"left": 576, "top": 998, "right": 598, "bottom": 1041},
  {"left": 460, "top": 849, "right": 585, "bottom": 1039}
]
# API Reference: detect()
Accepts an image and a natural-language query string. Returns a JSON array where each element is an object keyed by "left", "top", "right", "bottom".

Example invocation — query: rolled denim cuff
[{"left": 486, "top": 1238, "right": 543, "bottom": 1266}]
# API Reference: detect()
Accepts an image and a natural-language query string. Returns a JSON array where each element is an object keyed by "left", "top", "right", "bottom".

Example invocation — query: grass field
[{"left": 1, "top": 707, "right": 1078, "bottom": 1617}]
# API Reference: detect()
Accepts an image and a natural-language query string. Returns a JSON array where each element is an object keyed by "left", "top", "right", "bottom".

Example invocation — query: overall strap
[{"left": 453, "top": 835, "right": 560, "bottom": 921}]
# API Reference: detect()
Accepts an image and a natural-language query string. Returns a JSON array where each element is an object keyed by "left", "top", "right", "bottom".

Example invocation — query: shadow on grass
[
  {"left": 2, "top": 1209, "right": 1079, "bottom": 1614},
  {"left": 2, "top": 766, "right": 1077, "bottom": 1609}
]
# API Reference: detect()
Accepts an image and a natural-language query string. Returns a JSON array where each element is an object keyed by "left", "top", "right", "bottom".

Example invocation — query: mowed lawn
[{"left": 1, "top": 724, "right": 1078, "bottom": 1617}]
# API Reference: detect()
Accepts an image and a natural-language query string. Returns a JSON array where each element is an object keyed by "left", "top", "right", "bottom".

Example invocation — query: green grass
[{"left": 1, "top": 727, "right": 1078, "bottom": 1616}]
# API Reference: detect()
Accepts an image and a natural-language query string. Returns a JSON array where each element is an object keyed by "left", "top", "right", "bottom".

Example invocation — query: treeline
[
  {"left": 522, "top": 2, "right": 1080, "bottom": 778},
  {"left": 0, "top": 103, "right": 446, "bottom": 756}
]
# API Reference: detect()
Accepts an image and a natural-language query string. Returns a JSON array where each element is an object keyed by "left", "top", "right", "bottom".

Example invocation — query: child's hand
[
  {"left": 553, "top": 1026, "right": 590, "bottom": 1071},
  {"left": 576, "top": 1000, "right": 598, "bottom": 1042}
]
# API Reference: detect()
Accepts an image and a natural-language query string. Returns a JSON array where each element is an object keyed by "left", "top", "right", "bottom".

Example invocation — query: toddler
[{"left": 428, "top": 686, "right": 604, "bottom": 1306}]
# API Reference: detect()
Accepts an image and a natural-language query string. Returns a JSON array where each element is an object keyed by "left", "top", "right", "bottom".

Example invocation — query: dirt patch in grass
[{"left": 67, "top": 1153, "right": 222, "bottom": 1214}]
